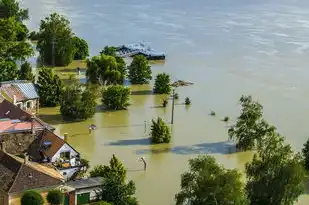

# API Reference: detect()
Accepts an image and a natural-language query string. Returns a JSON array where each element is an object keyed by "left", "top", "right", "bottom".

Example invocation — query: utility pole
[{"left": 171, "top": 88, "right": 175, "bottom": 124}]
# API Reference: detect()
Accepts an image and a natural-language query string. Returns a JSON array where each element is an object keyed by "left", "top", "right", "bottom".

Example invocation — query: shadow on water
[
  {"left": 108, "top": 138, "right": 151, "bottom": 146},
  {"left": 135, "top": 141, "right": 236, "bottom": 155},
  {"left": 131, "top": 90, "right": 153, "bottom": 95},
  {"left": 38, "top": 114, "right": 69, "bottom": 125},
  {"left": 95, "top": 105, "right": 127, "bottom": 113}
]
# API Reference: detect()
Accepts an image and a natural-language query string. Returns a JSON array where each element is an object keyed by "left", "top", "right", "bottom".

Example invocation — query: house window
[{"left": 60, "top": 151, "right": 70, "bottom": 160}]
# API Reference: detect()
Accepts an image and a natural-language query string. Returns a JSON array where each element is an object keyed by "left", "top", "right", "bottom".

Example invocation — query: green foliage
[
  {"left": 246, "top": 133, "right": 306, "bottom": 205},
  {"left": 60, "top": 84, "right": 97, "bottom": 120},
  {"left": 90, "top": 201, "right": 112, "bottom": 205},
  {"left": 302, "top": 138, "right": 309, "bottom": 172},
  {"left": 0, "top": 0, "right": 29, "bottom": 21},
  {"left": 128, "top": 55, "right": 152, "bottom": 84},
  {"left": 100, "top": 46, "right": 117, "bottom": 56},
  {"left": 185, "top": 97, "right": 191, "bottom": 105},
  {"left": 19, "top": 61, "right": 34, "bottom": 81},
  {"left": 21, "top": 190, "right": 44, "bottom": 205},
  {"left": 37, "top": 13, "right": 74, "bottom": 66},
  {"left": 222, "top": 116, "right": 229, "bottom": 122},
  {"left": 0, "top": 59, "right": 18, "bottom": 81},
  {"left": 72, "top": 36, "right": 89, "bottom": 60},
  {"left": 228, "top": 95, "right": 276, "bottom": 151},
  {"left": 86, "top": 54, "right": 126, "bottom": 85},
  {"left": 46, "top": 190, "right": 63, "bottom": 205},
  {"left": 100, "top": 176, "right": 138, "bottom": 205},
  {"left": 102, "top": 85, "right": 130, "bottom": 110},
  {"left": 175, "top": 155, "right": 248, "bottom": 205},
  {"left": 153, "top": 73, "right": 171, "bottom": 94},
  {"left": 0, "top": 18, "right": 33, "bottom": 60},
  {"left": 151, "top": 117, "right": 171, "bottom": 144},
  {"left": 29, "top": 31, "right": 40, "bottom": 41},
  {"left": 174, "top": 92, "right": 179, "bottom": 100},
  {"left": 162, "top": 99, "right": 168, "bottom": 107},
  {"left": 90, "top": 154, "right": 127, "bottom": 182},
  {"left": 37, "top": 67, "right": 63, "bottom": 107}
]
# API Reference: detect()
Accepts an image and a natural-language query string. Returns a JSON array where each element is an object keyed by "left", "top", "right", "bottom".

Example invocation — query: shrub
[
  {"left": 46, "top": 190, "right": 63, "bottom": 205},
  {"left": 102, "top": 85, "right": 130, "bottom": 110},
  {"left": 128, "top": 55, "right": 152, "bottom": 84},
  {"left": 185, "top": 97, "right": 191, "bottom": 105},
  {"left": 153, "top": 73, "right": 171, "bottom": 94},
  {"left": 21, "top": 191, "right": 44, "bottom": 205},
  {"left": 151, "top": 117, "right": 171, "bottom": 144}
]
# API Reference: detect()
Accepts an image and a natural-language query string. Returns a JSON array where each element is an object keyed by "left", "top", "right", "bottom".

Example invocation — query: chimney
[
  {"left": 24, "top": 153, "right": 29, "bottom": 164},
  {"left": 13, "top": 95, "right": 16, "bottom": 104},
  {"left": 64, "top": 133, "right": 68, "bottom": 142},
  {"left": 31, "top": 115, "right": 35, "bottom": 135},
  {"left": 0, "top": 142, "right": 6, "bottom": 152}
]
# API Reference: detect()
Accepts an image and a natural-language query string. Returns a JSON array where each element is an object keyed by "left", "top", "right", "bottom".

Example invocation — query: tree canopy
[
  {"left": 128, "top": 55, "right": 152, "bottom": 84},
  {"left": 100, "top": 46, "right": 117, "bottom": 57},
  {"left": 0, "top": 58, "right": 19, "bottom": 81},
  {"left": 60, "top": 84, "right": 97, "bottom": 121},
  {"left": 72, "top": 36, "right": 89, "bottom": 60},
  {"left": 90, "top": 154, "right": 127, "bottom": 182},
  {"left": 246, "top": 133, "right": 306, "bottom": 205},
  {"left": 21, "top": 190, "right": 44, "bottom": 205},
  {"left": 228, "top": 95, "right": 276, "bottom": 151},
  {"left": 153, "top": 73, "right": 171, "bottom": 94},
  {"left": 19, "top": 61, "right": 34, "bottom": 81},
  {"left": 175, "top": 155, "right": 248, "bottom": 205},
  {"left": 86, "top": 54, "right": 126, "bottom": 85},
  {"left": 37, "top": 12, "right": 74, "bottom": 66},
  {"left": 37, "top": 67, "right": 63, "bottom": 107},
  {"left": 302, "top": 138, "right": 309, "bottom": 172},
  {"left": 46, "top": 190, "right": 64, "bottom": 205},
  {"left": 0, "top": 0, "right": 29, "bottom": 21},
  {"left": 102, "top": 85, "right": 130, "bottom": 110},
  {"left": 151, "top": 117, "right": 171, "bottom": 144}
]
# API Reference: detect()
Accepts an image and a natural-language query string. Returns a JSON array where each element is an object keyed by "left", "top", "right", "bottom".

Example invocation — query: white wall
[
  {"left": 51, "top": 143, "right": 79, "bottom": 163},
  {"left": 59, "top": 167, "right": 80, "bottom": 181}
]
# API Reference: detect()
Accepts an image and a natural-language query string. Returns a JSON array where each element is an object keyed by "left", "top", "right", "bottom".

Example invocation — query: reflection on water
[{"left": 23, "top": 0, "right": 309, "bottom": 204}]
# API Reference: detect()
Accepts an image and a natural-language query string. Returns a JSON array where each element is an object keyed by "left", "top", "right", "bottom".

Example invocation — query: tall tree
[
  {"left": 37, "top": 12, "right": 74, "bottom": 66},
  {"left": 19, "top": 61, "right": 34, "bottom": 81},
  {"left": 0, "top": 59, "right": 19, "bottom": 81},
  {"left": 86, "top": 54, "right": 125, "bottom": 85},
  {"left": 153, "top": 73, "right": 171, "bottom": 94},
  {"left": 37, "top": 67, "right": 63, "bottom": 107},
  {"left": 90, "top": 154, "right": 127, "bottom": 182},
  {"left": 151, "top": 117, "right": 171, "bottom": 144},
  {"left": 302, "top": 138, "right": 309, "bottom": 172},
  {"left": 175, "top": 155, "right": 248, "bottom": 205},
  {"left": 100, "top": 46, "right": 117, "bottom": 56},
  {"left": 72, "top": 36, "right": 89, "bottom": 60},
  {"left": 128, "top": 55, "right": 152, "bottom": 84},
  {"left": 0, "top": 0, "right": 29, "bottom": 21},
  {"left": 60, "top": 84, "right": 97, "bottom": 121},
  {"left": 228, "top": 95, "right": 276, "bottom": 151},
  {"left": 101, "top": 85, "right": 130, "bottom": 110},
  {"left": 246, "top": 133, "right": 306, "bottom": 205}
]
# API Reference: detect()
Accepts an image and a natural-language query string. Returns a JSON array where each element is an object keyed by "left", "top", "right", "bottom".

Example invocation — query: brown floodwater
[{"left": 22, "top": 0, "right": 309, "bottom": 204}]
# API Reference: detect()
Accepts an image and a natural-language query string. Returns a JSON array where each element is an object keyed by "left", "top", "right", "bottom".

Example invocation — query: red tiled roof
[
  {"left": 0, "top": 120, "right": 43, "bottom": 133},
  {"left": 41, "top": 130, "right": 66, "bottom": 158},
  {"left": 0, "top": 85, "right": 26, "bottom": 102}
]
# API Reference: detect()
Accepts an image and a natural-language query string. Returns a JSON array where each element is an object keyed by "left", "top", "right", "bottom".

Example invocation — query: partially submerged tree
[
  {"left": 175, "top": 155, "right": 248, "bottom": 205},
  {"left": 46, "top": 190, "right": 63, "bottom": 205},
  {"left": 100, "top": 46, "right": 117, "bottom": 57},
  {"left": 100, "top": 176, "right": 138, "bottom": 205},
  {"left": 128, "top": 55, "right": 152, "bottom": 84},
  {"left": 302, "top": 138, "right": 309, "bottom": 172},
  {"left": 246, "top": 133, "right": 306, "bottom": 205},
  {"left": 37, "top": 12, "right": 74, "bottom": 66},
  {"left": 19, "top": 61, "right": 34, "bottom": 81},
  {"left": 72, "top": 36, "right": 89, "bottom": 60},
  {"left": 228, "top": 95, "right": 276, "bottom": 151},
  {"left": 153, "top": 73, "right": 171, "bottom": 94},
  {"left": 60, "top": 84, "right": 97, "bottom": 121},
  {"left": 90, "top": 154, "right": 127, "bottom": 182},
  {"left": 102, "top": 85, "right": 130, "bottom": 110},
  {"left": 86, "top": 54, "right": 126, "bottom": 85},
  {"left": 37, "top": 67, "right": 63, "bottom": 107},
  {"left": 21, "top": 190, "right": 44, "bottom": 205},
  {"left": 151, "top": 117, "right": 171, "bottom": 144}
]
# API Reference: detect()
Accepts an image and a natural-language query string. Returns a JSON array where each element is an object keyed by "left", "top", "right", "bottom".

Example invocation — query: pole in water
[
  {"left": 171, "top": 89, "right": 175, "bottom": 124},
  {"left": 140, "top": 157, "right": 147, "bottom": 171}
]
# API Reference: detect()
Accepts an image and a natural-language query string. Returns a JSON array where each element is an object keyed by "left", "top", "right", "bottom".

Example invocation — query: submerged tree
[
  {"left": 86, "top": 54, "right": 126, "bottom": 85},
  {"left": 37, "top": 12, "right": 74, "bottom": 66},
  {"left": 246, "top": 133, "right": 306, "bottom": 205},
  {"left": 60, "top": 84, "right": 96, "bottom": 120},
  {"left": 37, "top": 67, "right": 63, "bottom": 107},
  {"left": 151, "top": 117, "right": 171, "bottom": 144},
  {"left": 102, "top": 85, "right": 130, "bottom": 110},
  {"left": 72, "top": 36, "right": 89, "bottom": 60},
  {"left": 153, "top": 73, "right": 171, "bottom": 94},
  {"left": 90, "top": 154, "right": 127, "bottom": 182},
  {"left": 175, "top": 155, "right": 248, "bottom": 205},
  {"left": 128, "top": 55, "right": 152, "bottom": 84},
  {"left": 228, "top": 95, "right": 276, "bottom": 151},
  {"left": 19, "top": 61, "right": 34, "bottom": 81}
]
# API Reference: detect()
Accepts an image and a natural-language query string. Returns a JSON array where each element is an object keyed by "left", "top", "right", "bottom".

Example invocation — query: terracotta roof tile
[{"left": 41, "top": 130, "right": 66, "bottom": 158}]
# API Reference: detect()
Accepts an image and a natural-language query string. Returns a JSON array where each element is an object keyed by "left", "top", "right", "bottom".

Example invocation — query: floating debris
[
  {"left": 185, "top": 97, "right": 191, "bottom": 105},
  {"left": 210, "top": 111, "right": 216, "bottom": 116},
  {"left": 172, "top": 80, "right": 194, "bottom": 87}
]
